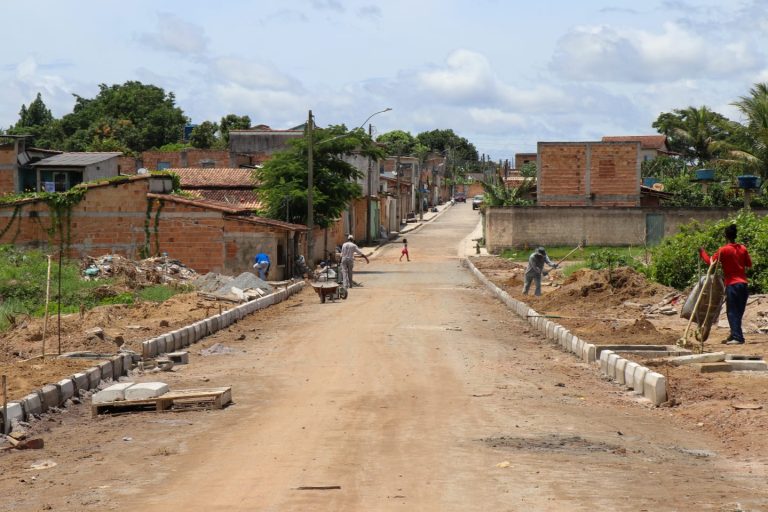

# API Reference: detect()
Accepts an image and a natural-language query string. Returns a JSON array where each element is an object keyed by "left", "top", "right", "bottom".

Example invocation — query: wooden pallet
[{"left": 92, "top": 387, "right": 232, "bottom": 417}]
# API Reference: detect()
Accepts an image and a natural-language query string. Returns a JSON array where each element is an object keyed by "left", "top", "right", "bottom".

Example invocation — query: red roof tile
[
  {"left": 185, "top": 189, "right": 262, "bottom": 209},
  {"left": 167, "top": 168, "right": 257, "bottom": 188}
]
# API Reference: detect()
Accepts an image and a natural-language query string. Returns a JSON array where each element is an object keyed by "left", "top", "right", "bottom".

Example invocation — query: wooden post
[
  {"left": 41, "top": 254, "right": 52, "bottom": 358},
  {"left": 2, "top": 375, "right": 7, "bottom": 435}
]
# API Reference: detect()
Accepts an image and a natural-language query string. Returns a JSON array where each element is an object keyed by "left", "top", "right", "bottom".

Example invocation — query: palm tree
[
  {"left": 653, "top": 106, "right": 735, "bottom": 165},
  {"left": 730, "top": 83, "right": 768, "bottom": 178}
]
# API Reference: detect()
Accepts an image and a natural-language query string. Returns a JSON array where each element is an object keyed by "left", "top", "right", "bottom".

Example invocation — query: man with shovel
[{"left": 523, "top": 247, "right": 559, "bottom": 296}]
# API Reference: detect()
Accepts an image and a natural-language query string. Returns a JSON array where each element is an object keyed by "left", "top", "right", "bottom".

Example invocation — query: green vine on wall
[
  {"left": 153, "top": 199, "right": 164, "bottom": 256},
  {"left": 0, "top": 204, "right": 23, "bottom": 242},
  {"left": 141, "top": 198, "right": 154, "bottom": 259}
]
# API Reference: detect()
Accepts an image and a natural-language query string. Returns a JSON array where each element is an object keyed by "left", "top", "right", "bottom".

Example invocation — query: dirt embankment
[{"left": 471, "top": 256, "right": 768, "bottom": 457}]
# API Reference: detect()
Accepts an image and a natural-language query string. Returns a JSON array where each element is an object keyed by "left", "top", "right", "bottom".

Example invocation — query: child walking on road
[{"left": 399, "top": 238, "right": 410, "bottom": 262}]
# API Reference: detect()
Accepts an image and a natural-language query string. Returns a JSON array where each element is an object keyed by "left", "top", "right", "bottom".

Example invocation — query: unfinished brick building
[
  {"left": 0, "top": 175, "right": 306, "bottom": 278},
  {"left": 537, "top": 141, "right": 641, "bottom": 207}
]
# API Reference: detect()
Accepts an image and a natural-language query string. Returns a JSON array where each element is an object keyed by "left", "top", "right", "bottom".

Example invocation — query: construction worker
[
  {"left": 253, "top": 252, "right": 271, "bottom": 281},
  {"left": 340, "top": 235, "right": 369, "bottom": 289},
  {"left": 523, "top": 247, "right": 558, "bottom": 296},
  {"left": 699, "top": 224, "right": 752, "bottom": 344}
]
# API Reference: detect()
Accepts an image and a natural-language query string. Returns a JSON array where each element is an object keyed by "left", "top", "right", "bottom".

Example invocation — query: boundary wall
[
  {"left": 465, "top": 259, "right": 667, "bottom": 405},
  {"left": 1, "top": 281, "right": 305, "bottom": 429}
]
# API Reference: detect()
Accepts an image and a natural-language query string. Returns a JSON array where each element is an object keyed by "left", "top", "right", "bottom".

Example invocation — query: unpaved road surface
[{"left": 2, "top": 204, "right": 767, "bottom": 511}]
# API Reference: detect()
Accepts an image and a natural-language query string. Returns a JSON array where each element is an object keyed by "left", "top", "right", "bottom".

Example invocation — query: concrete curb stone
[
  {"left": 98, "top": 360, "right": 113, "bottom": 382},
  {"left": 633, "top": 366, "right": 649, "bottom": 395},
  {"left": 606, "top": 353, "right": 621, "bottom": 379},
  {"left": 56, "top": 378, "right": 76, "bottom": 402},
  {"left": 615, "top": 358, "right": 628, "bottom": 385},
  {"left": 644, "top": 372, "right": 667, "bottom": 404},
  {"left": 40, "top": 384, "right": 60, "bottom": 411},
  {"left": 71, "top": 372, "right": 88, "bottom": 392},
  {"left": 21, "top": 393, "right": 42, "bottom": 417},
  {"left": 624, "top": 361, "right": 640, "bottom": 390},
  {"left": 3, "top": 401, "right": 24, "bottom": 426}
]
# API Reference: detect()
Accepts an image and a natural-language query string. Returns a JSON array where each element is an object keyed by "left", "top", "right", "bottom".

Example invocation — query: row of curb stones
[
  {"left": 2, "top": 282, "right": 305, "bottom": 430},
  {"left": 464, "top": 259, "right": 667, "bottom": 406}
]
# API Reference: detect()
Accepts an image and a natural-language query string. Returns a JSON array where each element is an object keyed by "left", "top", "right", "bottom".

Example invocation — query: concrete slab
[
  {"left": 92, "top": 382, "right": 135, "bottom": 403},
  {"left": 124, "top": 382, "right": 169, "bottom": 401},
  {"left": 615, "top": 358, "right": 629, "bottom": 385},
  {"left": 633, "top": 366, "right": 649, "bottom": 395},
  {"left": 726, "top": 354, "right": 763, "bottom": 361},
  {"left": 40, "top": 384, "right": 60, "bottom": 410},
  {"left": 3, "top": 401, "right": 24, "bottom": 426},
  {"left": 167, "top": 351, "right": 189, "bottom": 364},
  {"left": 85, "top": 367, "right": 102, "bottom": 390},
  {"left": 595, "top": 345, "right": 691, "bottom": 358},
  {"left": 624, "top": 362, "right": 640, "bottom": 389},
  {"left": 71, "top": 372, "right": 88, "bottom": 391},
  {"left": 57, "top": 378, "right": 76, "bottom": 402},
  {"left": 21, "top": 393, "right": 42, "bottom": 417},
  {"left": 644, "top": 371, "right": 667, "bottom": 405},
  {"left": 698, "top": 361, "right": 768, "bottom": 372},
  {"left": 670, "top": 352, "right": 726, "bottom": 365}
]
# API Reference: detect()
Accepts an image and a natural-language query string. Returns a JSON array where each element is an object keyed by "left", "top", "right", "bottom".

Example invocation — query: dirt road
[{"left": 2, "top": 204, "right": 767, "bottom": 511}]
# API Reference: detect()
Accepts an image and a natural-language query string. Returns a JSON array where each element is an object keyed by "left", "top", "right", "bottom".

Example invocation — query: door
[{"left": 645, "top": 214, "right": 664, "bottom": 246}]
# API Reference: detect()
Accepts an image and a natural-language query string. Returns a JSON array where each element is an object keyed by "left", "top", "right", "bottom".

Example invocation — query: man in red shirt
[{"left": 699, "top": 224, "right": 752, "bottom": 344}]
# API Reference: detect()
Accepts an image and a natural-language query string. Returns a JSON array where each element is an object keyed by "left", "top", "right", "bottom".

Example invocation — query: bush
[{"left": 650, "top": 210, "right": 768, "bottom": 292}]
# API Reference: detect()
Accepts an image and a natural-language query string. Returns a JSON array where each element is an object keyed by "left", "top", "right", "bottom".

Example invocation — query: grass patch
[
  {"left": 138, "top": 285, "right": 184, "bottom": 303},
  {"left": 501, "top": 245, "right": 650, "bottom": 264},
  {"left": 562, "top": 261, "right": 588, "bottom": 278}
]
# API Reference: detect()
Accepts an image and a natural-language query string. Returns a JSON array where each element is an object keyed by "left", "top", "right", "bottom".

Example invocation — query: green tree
[
  {"left": 377, "top": 130, "right": 415, "bottom": 155},
  {"left": 6, "top": 92, "right": 64, "bottom": 148},
  {"left": 219, "top": 114, "right": 251, "bottom": 144},
  {"left": 519, "top": 161, "right": 537, "bottom": 178},
  {"left": 16, "top": 93, "right": 53, "bottom": 128},
  {"left": 59, "top": 81, "right": 188, "bottom": 153},
  {"left": 480, "top": 170, "right": 535, "bottom": 207},
  {"left": 189, "top": 121, "right": 220, "bottom": 149},
  {"left": 415, "top": 129, "right": 479, "bottom": 163},
  {"left": 729, "top": 83, "right": 768, "bottom": 178},
  {"left": 254, "top": 124, "right": 384, "bottom": 227},
  {"left": 652, "top": 106, "right": 738, "bottom": 165}
]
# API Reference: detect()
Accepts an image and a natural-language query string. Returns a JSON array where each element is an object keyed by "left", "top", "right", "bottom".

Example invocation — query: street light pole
[
  {"left": 306, "top": 110, "right": 314, "bottom": 263},
  {"left": 306, "top": 108, "right": 391, "bottom": 264},
  {"left": 366, "top": 123, "right": 373, "bottom": 245}
]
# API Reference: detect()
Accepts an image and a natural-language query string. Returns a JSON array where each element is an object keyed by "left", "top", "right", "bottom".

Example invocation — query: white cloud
[
  {"left": 210, "top": 57, "right": 304, "bottom": 92},
  {"left": 550, "top": 22, "right": 761, "bottom": 82},
  {"left": 468, "top": 108, "right": 526, "bottom": 128},
  {"left": 138, "top": 13, "right": 209, "bottom": 56},
  {"left": 357, "top": 5, "right": 382, "bottom": 20}
]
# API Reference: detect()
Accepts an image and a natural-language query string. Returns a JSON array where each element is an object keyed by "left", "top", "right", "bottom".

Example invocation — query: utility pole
[
  {"left": 366, "top": 123, "right": 373, "bottom": 245},
  {"left": 395, "top": 153, "right": 401, "bottom": 227},
  {"left": 306, "top": 110, "right": 314, "bottom": 264}
]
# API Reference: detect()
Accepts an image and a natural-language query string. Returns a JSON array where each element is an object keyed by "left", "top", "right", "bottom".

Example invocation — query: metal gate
[{"left": 645, "top": 214, "right": 665, "bottom": 245}]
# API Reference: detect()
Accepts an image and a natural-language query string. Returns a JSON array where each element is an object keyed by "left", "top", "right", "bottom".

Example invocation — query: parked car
[
  {"left": 472, "top": 194, "right": 484, "bottom": 210},
  {"left": 453, "top": 193, "right": 466, "bottom": 202}
]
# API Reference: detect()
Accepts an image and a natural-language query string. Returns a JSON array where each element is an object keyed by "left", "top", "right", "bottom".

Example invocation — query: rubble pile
[
  {"left": 192, "top": 272, "right": 273, "bottom": 302},
  {"left": 81, "top": 254, "right": 198, "bottom": 288}
]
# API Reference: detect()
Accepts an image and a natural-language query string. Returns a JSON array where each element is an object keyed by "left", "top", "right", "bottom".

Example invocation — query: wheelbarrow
[{"left": 311, "top": 282, "right": 348, "bottom": 303}]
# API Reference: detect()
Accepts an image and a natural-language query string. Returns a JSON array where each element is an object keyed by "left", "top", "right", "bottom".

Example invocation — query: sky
[{"left": 3, "top": 0, "right": 768, "bottom": 161}]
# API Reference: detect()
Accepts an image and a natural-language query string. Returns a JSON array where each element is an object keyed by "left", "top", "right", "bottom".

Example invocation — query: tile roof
[
  {"left": 30, "top": 152, "right": 123, "bottom": 167},
  {"left": 185, "top": 189, "right": 262, "bottom": 209},
  {"left": 146, "top": 193, "right": 307, "bottom": 231},
  {"left": 602, "top": 135, "right": 668, "bottom": 151},
  {"left": 167, "top": 168, "right": 258, "bottom": 188}
]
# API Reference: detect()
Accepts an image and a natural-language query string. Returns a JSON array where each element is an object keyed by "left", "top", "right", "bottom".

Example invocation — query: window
[
  {"left": 200, "top": 159, "right": 216, "bottom": 168},
  {"left": 54, "top": 173, "right": 68, "bottom": 192},
  {"left": 157, "top": 161, "right": 171, "bottom": 170},
  {"left": 277, "top": 241, "right": 285, "bottom": 265}
]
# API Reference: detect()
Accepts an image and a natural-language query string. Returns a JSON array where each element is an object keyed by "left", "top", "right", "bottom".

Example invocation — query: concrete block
[
  {"left": 71, "top": 372, "right": 88, "bottom": 391},
  {"left": 193, "top": 322, "right": 203, "bottom": 341},
  {"left": 615, "top": 358, "right": 628, "bottom": 385},
  {"left": 599, "top": 350, "right": 614, "bottom": 374},
  {"left": 3, "top": 401, "right": 24, "bottom": 426},
  {"left": 156, "top": 336, "right": 168, "bottom": 355},
  {"left": 21, "top": 393, "right": 42, "bottom": 417},
  {"left": 167, "top": 351, "right": 189, "bottom": 364},
  {"left": 124, "top": 382, "right": 169, "bottom": 401},
  {"left": 670, "top": 352, "right": 726, "bottom": 365},
  {"left": 205, "top": 317, "right": 217, "bottom": 334},
  {"left": 180, "top": 327, "right": 191, "bottom": 347},
  {"left": 606, "top": 353, "right": 621, "bottom": 379},
  {"left": 143, "top": 339, "right": 158, "bottom": 358},
  {"left": 633, "top": 366, "right": 649, "bottom": 395},
  {"left": 92, "top": 382, "right": 135, "bottom": 403},
  {"left": 643, "top": 371, "right": 667, "bottom": 405},
  {"left": 547, "top": 322, "right": 556, "bottom": 340},
  {"left": 121, "top": 353, "right": 134, "bottom": 373},
  {"left": 111, "top": 356, "right": 123, "bottom": 380},
  {"left": 574, "top": 337, "right": 584, "bottom": 356},
  {"left": 57, "top": 378, "right": 76, "bottom": 402},
  {"left": 86, "top": 367, "right": 102, "bottom": 390},
  {"left": 40, "top": 384, "right": 60, "bottom": 411},
  {"left": 98, "top": 360, "right": 113, "bottom": 381},
  {"left": 583, "top": 343, "right": 597, "bottom": 363},
  {"left": 624, "top": 362, "right": 640, "bottom": 389}
]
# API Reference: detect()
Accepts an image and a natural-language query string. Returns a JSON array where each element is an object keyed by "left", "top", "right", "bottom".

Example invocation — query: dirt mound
[{"left": 82, "top": 254, "right": 198, "bottom": 288}]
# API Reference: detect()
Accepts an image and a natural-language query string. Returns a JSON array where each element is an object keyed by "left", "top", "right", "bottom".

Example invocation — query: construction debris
[
  {"left": 193, "top": 271, "right": 273, "bottom": 302},
  {"left": 81, "top": 254, "right": 199, "bottom": 287}
]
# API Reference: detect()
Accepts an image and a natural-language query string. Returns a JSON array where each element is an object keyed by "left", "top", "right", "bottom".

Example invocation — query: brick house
[
  {"left": 30, "top": 152, "right": 122, "bottom": 192},
  {"left": 0, "top": 175, "right": 306, "bottom": 278},
  {"left": 601, "top": 135, "right": 671, "bottom": 162},
  {"left": 537, "top": 141, "right": 641, "bottom": 207}
]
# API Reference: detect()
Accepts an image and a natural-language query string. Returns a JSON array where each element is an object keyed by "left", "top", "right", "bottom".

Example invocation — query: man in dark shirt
[{"left": 699, "top": 224, "right": 752, "bottom": 344}]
